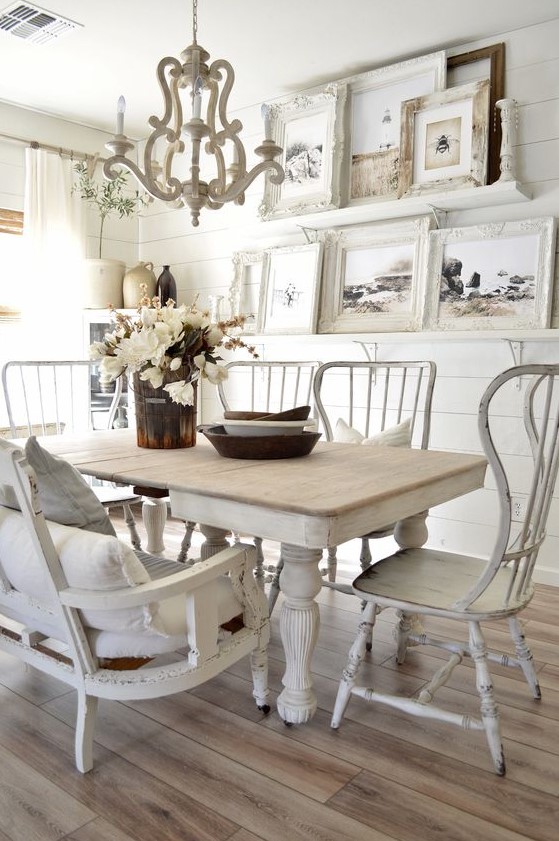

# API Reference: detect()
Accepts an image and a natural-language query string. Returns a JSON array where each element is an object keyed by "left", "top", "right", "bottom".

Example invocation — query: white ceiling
[{"left": 0, "top": 0, "right": 557, "bottom": 138}]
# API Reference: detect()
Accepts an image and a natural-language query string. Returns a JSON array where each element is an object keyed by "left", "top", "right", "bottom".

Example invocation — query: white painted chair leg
[
  {"left": 267, "top": 556, "right": 283, "bottom": 614},
  {"left": 332, "top": 602, "right": 377, "bottom": 729},
  {"left": 469, "top": 621, "right": 505, "bottom": 776},
  {"left": 395, "top": 610, "right": 416, "bottom": 663},
  {"left": 508, "top": 616, "right": 541, "bottom": 699},
  {"left": 75, "top": 691, "right": 98, "bottom": 773},
  {"left": 325, "top": 546, "right": 337, "bottom": 582},
  {"left": 253, "top": 537, "right": 265, "bottom": 590},
  {"left": 177, "top": 520, "right": 196, "bottom": 564},
  {"left": 123, "top": 503, "right": 142, "bottom": 550},
  {"left": 359, "top": 537, "right": 372, "bottom": 570},
  {"left": 250, "top": 646, "right": 270, "bottom": 713}
]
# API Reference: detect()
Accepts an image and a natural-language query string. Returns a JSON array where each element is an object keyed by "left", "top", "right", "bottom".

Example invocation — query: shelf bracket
[
  {"left": 503, "top": 339, "right": 524, "bottom": 388},
  {"left": 355, "top": 341, "right": 378, "bottom": 362},
  {"left": 297, "top": 225, "right": 319, "bottom": 244},
  {"left": 426, "top": 204, "right": 447, "bottom": 230}
]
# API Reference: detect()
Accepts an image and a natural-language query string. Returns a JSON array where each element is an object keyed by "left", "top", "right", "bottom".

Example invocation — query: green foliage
[{"left": 73, "top": 161, "right": 146, "bottom": 258}]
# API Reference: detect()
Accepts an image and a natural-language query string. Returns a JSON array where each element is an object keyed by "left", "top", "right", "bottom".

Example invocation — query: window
[{"left": 0, "top": 208, "right": 24, "bottom": 318}]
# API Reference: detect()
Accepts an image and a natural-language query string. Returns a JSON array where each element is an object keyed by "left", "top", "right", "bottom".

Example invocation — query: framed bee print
[
  {"left": 398, "top": 80, "right": 490, "bottom": 197},
  {"left": 318, "top": 216, "right": 433, "bottom": 334},
  {"left": 228, "top": 251, "right": 265, "bottom": 334},
  {"left": 258, "top": 83, "right": 346, "bottom": 221},
  {"left": 423, "top": 218, "right": 557, "bottom": 332},
  {"left": 259, "top": 243, "right": 324, "bottom": 334},
  {"left": 344, "top": 51, "right": 446, "bottom": 203}
]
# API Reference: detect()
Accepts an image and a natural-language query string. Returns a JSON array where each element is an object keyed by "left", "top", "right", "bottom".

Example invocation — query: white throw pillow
[
  {"left": 24, "top": 436, "right": 116, "bottom": 536},
  {"left": 334, "top": 417, "right": 412, "bottom": 448},
  {"left": 0, "top": 506, "right": 166, "bottom": 636}
]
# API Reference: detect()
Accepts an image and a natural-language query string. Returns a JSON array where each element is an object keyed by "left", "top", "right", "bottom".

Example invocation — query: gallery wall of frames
[{"left": 231, "top": 43, "right": 557, "bottom": 337}]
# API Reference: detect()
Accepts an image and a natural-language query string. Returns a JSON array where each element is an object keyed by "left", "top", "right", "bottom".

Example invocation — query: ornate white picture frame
[
  {"left": 345, "top": 51, "right": 446, "bottom": 203},
  {"left": 423, "top": 218, "right": 557, "bottom": 331},
  {"left": 259, "top": 243, "right": 324, "bottom": 334},
  {"left": 318, "top": 216, "right": 434, "bottom": 334},
  {"left": 228, "top": 251, "right": 265, "bottom": 334},
  {"left": 399, "top": 80, "right": 490, "bottom": 197},
  {"left": 258, "top": 83, "right": 346, "bottom": 221}
]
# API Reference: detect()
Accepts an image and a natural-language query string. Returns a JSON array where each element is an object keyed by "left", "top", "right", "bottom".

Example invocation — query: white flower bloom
[
  {"left": 139, "top": 366, "right": 164, "bottom": 389},
  {"left": 164, "top": 379, "right": 195, "bottom": 405},
  {"left": 183, "top": 311, "right": 209, "bottom": 330},
  {"left": 206, "top": 325, "right": 224, "bottom": 347},
  {"left": 169, "top": 356, "right": 183, "bottom": 371},
  {"left": 89, "top": 341, "right": 106, "bottom": 360},
  {"left": 195, "top": 354, "right": 228, "bottom": 384},
  {"left": 140, "top": 306, "right": 157, "bottom": 328},
  {"left": 100, "top": 355, "right": 126, "bottom": 380},
  {"left": 113, "top": 329, "right": 162, "bottom": 373}
]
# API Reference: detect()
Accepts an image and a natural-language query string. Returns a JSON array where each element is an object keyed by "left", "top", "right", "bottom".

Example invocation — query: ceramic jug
[{"left": 122, "top": 261, "right": 156, "bottom": 308}]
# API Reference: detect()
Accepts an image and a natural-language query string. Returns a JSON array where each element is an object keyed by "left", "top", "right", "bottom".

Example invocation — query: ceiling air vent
[{"left": 0, "top": 3, "right": 82, "bottom": 44}]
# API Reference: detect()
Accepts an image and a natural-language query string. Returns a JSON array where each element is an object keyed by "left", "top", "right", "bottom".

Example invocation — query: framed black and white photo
[
  {"left": 259, "top": 84, "right": 346, "bottom": 221},
  {"left": 399, "top": 80, "right": 490, "bottom": 197},
  {"left": 345, "top": 51, "right": 446, "bottom": 203},
  {"left": 259, "top": 243, "right": 324, "bottom": 334},
  {"left": 228, "top": 251, "right": 265, "bottom": 333},
  {"left": 318, "top": 216, "right": 433, "bottom": 333},
  {"left": 423, "top": 218, "right": 557, "bottom": 331}
]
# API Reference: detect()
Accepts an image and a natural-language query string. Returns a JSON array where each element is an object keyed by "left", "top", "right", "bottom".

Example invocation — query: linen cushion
[
  {"left": 334, "top": 417, "right": 412, "bottom": 448},
  {"left": 24, "top": 436, "right": 116, "bottom": 536},
  {"left": 0, "top": 506, "right": 166, "bottom": 635}
]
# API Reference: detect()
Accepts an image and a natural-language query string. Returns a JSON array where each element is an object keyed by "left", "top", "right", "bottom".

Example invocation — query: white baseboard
[{"left": 533, "top": 566, "right": 559, "bottom": 588}]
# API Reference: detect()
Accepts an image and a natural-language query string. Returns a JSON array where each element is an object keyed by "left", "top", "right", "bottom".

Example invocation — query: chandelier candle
[{"left": 103, "top": 0, "right": 284, "bottom": 226}]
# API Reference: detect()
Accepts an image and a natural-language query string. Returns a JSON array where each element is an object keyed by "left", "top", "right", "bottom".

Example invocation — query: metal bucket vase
[{"left": 133, "top": 372, "right": 197, "bottom": 449}]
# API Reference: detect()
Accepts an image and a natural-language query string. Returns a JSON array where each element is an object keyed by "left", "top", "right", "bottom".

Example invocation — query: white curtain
[{"left": 23, "top": 148, "right": 86, "bottom": 357}]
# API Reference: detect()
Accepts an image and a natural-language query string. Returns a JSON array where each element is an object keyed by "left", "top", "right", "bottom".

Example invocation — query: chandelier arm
[
  {"left": 208, "top": 159, "right": 284, "bottom": 204},
  {"left": 103, "top": 156, "right": 183, "bottom": 202}
]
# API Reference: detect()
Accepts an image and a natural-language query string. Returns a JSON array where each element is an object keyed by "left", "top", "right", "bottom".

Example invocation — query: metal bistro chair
[
  {"left": 1, "top": 360, "right": 142, "bottom": 548},
  {"left": 313, "top": 360, "right": 437, "bottom": 587},
  {"left": 332, "top": 364, "right": 559, "bottom": 775},
  {"left": 216, "top": 359, "right": 322, "bottom": 608}
]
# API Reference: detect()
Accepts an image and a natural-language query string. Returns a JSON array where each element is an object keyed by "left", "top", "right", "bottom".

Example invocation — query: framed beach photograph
[
  {"left": 258, "top": 83, "right": 346, "bottom": 221},
  {"left": 228, "top": 251, "right": 265, "bottom": 333},
  {"left": 423, "top": 218, "right": 557, "bottom": 331},
  {"left": 399, "top": 80, "right": 490, "bottom": 197},
  {"left": 318, "top": 216, "right": 433, "bottom": 333},
  {"left": 259, "top": 243, "right": 324, "bottom": 334},
  {"left": 346, "top": 51, "right": 446, "bottom": 203}
]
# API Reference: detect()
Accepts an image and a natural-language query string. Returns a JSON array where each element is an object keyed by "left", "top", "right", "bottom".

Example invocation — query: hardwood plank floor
[{"left": 0, "top": 506, "right": 558, "bottom": 841}]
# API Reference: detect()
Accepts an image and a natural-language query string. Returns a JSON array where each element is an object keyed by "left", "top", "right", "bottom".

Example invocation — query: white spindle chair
[
  {"left": 313, "top": 360, "right": 437, "bottom": 586},
  {"left": 331, "top": 364, "right": 559, "bottom": 775},
  {"left": 1, "top": 360, "right": 142, "bottom": 547}
]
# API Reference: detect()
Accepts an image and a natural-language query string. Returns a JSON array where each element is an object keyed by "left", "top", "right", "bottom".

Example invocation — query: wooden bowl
[
  {"left": 222, "top": 405, "right": 311, "bottom": 422},
  {"left": 202, "top": 425, "right": 321, "bottom": 460}
]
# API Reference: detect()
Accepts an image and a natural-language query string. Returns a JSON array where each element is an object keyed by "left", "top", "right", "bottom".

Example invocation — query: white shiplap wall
[
  {"left": 1, "top": 18, "right": 558, "bottom": 583},
  {"left": 137, "top": 17, "right": 559, "bottom": 585}
]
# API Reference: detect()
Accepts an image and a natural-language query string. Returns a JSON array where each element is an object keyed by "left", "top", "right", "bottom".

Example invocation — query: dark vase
[
  {"left": 133, "top": 371, "right": 197, "bottom": 449},
  {"left": 156, "top": 265, "right": 177, "bottom": 305}
]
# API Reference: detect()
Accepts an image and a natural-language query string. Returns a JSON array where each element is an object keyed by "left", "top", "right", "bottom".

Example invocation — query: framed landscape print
[
  {"left": 399, "top": 80, "right": 490, "bottom": 197},
  {"left": 258, "top": 83, "right": 346, "bottom": 220},
  {"left": 259, "top": 243, "right": 324, "bottom": 334},
  {"left": 345, "top": 51, "right": 446, "bottom": 203},
  {"left": 423, "top": 218, "right": 557, "bottom": 331},
  {"left": 229, "top": 251, "right": 265, "bottom": 334},
  {"left": 318, "top": 216, "right": 433, "bottom": 333}
]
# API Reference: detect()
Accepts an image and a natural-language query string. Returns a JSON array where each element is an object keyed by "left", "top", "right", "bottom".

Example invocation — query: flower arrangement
[{"left": 89, "top": 287, "right": 256, "bottom": 406}]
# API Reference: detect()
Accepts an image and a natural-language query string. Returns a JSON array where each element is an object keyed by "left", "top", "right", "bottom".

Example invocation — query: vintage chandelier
[{"left": 103, "top": 0, "right": 284, "bottom": 226}]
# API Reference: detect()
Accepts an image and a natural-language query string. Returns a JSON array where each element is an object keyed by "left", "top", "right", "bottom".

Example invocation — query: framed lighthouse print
[{"left": 345, "top": 51, "right": 446, "bottom": 204}]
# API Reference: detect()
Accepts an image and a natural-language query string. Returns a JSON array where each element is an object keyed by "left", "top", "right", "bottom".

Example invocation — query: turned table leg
[
  {"left": 276, "top": 543, "right": 323, "bottom": 724},
  {"left": 394, "top": 510, "right": 428, "bottom": 549},
  {"left": 198, "top": 524, "right": 231, "bottom": 559}
]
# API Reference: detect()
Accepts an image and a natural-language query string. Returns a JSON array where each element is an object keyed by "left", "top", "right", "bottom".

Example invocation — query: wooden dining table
[{"left": 37, "top": 428, "right": 487, "bottom": 725}]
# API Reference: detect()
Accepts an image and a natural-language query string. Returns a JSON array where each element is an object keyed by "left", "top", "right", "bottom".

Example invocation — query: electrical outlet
[{"left": 511, "top": 496, "right": 526, "bottom": 521}]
